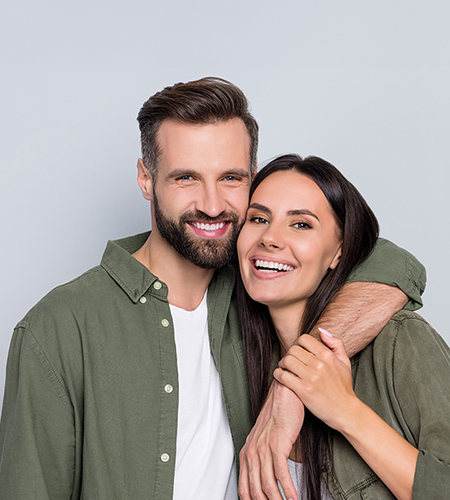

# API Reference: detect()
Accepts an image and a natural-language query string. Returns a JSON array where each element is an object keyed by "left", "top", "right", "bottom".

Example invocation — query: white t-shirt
[{"left": 170, "top": 293, "right": 237, "bottom": 500}]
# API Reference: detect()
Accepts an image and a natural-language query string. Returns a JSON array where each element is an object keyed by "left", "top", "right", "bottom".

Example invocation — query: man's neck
[{"left": 132, "top": 232, "right": 215, "bottom": 311}]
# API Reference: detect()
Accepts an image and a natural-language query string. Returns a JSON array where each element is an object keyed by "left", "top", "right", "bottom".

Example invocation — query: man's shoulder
[
  {"left": 19, "top": 231, "right": 150, "bottom": 331},
  {"left": 377, "top": 310, "right": 435, "bottom": 344},
  {"left": 365, "top": 311, "right": 448, "bottom": 372},
  {"left": 17, "top": 264, "right": 110, "bottom": 331}
]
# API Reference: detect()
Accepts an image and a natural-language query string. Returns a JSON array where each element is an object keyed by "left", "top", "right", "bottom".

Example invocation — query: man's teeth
[
  {"left": 191, "top": 221, "right": 227, "bottom": 231},
  {"left": 255, "top": 259, "right": 294, "bottom": 272}
]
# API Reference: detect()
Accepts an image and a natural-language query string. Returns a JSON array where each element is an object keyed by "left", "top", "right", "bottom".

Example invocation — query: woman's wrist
[{"left": 331, "top": 394, "right": 368, "bottom": 437}]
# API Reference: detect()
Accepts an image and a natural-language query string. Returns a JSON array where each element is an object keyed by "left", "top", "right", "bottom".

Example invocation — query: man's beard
[{"left": 152, "top": 191, "right": 242, "bottom": 269}]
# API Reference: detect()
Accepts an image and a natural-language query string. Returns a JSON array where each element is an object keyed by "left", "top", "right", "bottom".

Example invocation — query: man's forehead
[
  {"left": 157, "top": 117, "right": 250, "bottom": 141},
  {"left": 156, "top": 118, "right": 252, "bottom": 171}
]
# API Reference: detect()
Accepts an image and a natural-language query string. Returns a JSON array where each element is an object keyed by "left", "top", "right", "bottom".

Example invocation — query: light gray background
[{"left": 1, "top": 0, "right": 449, "bottom": 405}]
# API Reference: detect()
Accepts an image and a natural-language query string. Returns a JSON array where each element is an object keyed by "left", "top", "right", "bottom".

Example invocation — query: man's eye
[
  {"left": 178, "top": 175, "right": 194, "bottom": 181},
  {"left": 224, "top": 175, "right": 239, "bottom": 181}
]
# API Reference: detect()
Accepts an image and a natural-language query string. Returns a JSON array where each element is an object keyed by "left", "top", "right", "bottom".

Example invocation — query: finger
[
  {"left": 273, "top": 367, "right": 304, "bottom": 400},
  {"left": 259, "top": 451, "right": 285, "bottom": 500},
  {"left": 273, "top": 454, "right": 298, "bottom": 500},
  {"left": 279, "top": 347, "right": 313, "bottom": 373},
  {"left": 318, "top": 328, "right": 350, "bottom": 367},
  {"left": 238, "top": 449, "right": 251, "bottom": 500},
  {"left": 296, "top": 334, "right": 330, "bottom": 356},
  {"left": 245, "top": 447, "right": 267, "bottom": 500},
  {"left": 282, "top": 344, "right": 313, "bottom": 365}
]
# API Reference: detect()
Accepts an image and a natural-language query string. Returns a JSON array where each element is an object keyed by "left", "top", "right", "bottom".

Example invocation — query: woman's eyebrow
[
  {"left": 248, "top": 202, "right": 271, "bottom": 214},
  {"left": 287, "top": 209, "right": 320, "bottom": 222}
]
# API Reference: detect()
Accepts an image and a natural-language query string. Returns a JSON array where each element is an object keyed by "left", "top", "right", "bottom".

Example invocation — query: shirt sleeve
[
  {"left": 346, "top": 237, "right": 426, "bottom": 311},
  {"left": 391, "top": 315, "right": 450, "bottom": 499},
  {"left": 0, "top": 323, "right": 77, "bottom": 499}
]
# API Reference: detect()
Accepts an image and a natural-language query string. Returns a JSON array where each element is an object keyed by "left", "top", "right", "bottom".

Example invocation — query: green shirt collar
[
  {"left": 100, "top": 231, "right": 236, "bottom": 306},
  {"left": 100, "top": 232, "right": 158, "bottom": 304}
]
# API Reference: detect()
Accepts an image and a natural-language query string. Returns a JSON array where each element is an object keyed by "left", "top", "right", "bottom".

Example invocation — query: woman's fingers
[
  {"left": 318, "top": 328, "right": 351, "bottom": 368},
  {"left": 275, "top": 334, "right": 355, "bottom": 430}
]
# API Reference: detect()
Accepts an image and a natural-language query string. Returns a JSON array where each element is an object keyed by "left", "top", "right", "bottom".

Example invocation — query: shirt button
[
  {"left": 161, "top": 453, "right": 170, "bottom": 463},
  {"left": 139, "top": 296, "right": 147, "bottom": 304},
  {"left": 153, "top": 281, "right": 162, "bottom": 290},
  {"left": 161, "top": 319, "right": 170, "bottom": 327},
  {"left": 164, "top": 384, "right": 173, "bottom": 393}
]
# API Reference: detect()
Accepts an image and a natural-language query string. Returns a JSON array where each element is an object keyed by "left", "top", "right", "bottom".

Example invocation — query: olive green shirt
[
  {"left": 327, "top": 311, "right": 450, "bottom": 499},
  {"left": 0, "top": 233, "right": 425, "bottom": 499}
]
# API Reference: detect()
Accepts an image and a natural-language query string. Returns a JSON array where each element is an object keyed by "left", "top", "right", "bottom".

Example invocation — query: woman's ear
[{"left": 329, "top": 245, "right": 342, "bottom": 270}]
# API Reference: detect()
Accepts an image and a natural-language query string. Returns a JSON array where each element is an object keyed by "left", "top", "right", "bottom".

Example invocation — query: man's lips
[{"left": 187, "top": 220, "right": 231, "bottom": 238}]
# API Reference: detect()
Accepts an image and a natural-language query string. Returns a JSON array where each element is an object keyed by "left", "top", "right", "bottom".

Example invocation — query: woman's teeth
[{"left": 254, "top": 259, "right": 294, "bottom": 272}]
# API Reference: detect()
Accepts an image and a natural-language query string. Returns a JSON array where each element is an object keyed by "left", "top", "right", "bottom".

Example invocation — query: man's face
[{"left": 141, "top": 118, "right": 253, "bottom": 269}]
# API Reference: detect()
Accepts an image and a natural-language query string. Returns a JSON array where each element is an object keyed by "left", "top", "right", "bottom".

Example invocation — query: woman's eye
[
  {"left": 293, "top": 222, "right": 312, "bottom": 229},
  {"left": 249, "top": 216, "right": 268, "bottom": 224}
]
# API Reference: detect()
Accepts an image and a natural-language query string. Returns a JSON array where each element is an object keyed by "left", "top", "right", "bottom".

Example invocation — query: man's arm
[
  {"left": 0, "top": 325, "right": 77, "bottom": 499},
  {"left": 238, "top": 238, "right": 427, "bottom": 499},
  {"left": 313, "top": 282, "right": 407, "bottom": 357}
]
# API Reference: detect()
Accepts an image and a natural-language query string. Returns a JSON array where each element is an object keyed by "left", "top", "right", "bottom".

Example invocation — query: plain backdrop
[{"left": 1, "top": 0, "right": 449, "bottom": 406}]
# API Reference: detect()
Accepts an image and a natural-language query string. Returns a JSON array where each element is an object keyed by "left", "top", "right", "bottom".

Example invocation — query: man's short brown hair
[{"left": 137, "top": 77, "right": 258, "bottom": 177}]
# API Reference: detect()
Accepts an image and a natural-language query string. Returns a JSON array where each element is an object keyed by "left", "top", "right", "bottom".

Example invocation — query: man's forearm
[{"left": 311, "top": 282, "right": 408, "bottom": 357}]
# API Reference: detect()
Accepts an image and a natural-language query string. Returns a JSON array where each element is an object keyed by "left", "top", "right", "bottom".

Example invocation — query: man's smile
[{"left": 188, "top": 220, "right": 232, "bottom": 238}]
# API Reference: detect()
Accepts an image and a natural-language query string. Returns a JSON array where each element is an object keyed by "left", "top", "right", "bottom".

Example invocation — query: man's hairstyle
[{"left": 137, "top": 77, "right": 259, "bottom": 177}]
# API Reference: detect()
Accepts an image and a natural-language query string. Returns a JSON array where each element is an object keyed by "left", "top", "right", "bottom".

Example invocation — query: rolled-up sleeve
[{"left": 347, "top": 237, "right": 426, "bottom": 310}]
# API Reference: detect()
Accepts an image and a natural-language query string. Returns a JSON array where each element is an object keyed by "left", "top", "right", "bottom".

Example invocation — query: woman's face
[{"left": 237, "top": 170, "right": 342, "bottom": 311}]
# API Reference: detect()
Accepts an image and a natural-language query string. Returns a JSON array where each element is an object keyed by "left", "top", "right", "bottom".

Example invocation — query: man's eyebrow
[
  {"left": 166, "top": 169, "right": 198, "bottom": 180},
  {"left": 166, "top": 168, "right": 251, "bottom": 180},
  {"left": 224, "top": 168, "right": 251, "bottom": 179}
]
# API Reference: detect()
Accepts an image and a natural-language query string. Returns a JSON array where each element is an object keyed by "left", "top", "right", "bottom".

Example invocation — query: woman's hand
[
  {"left": 274, "top": 328, "right": 419, "bottom": 500},
  {"left": 273, "top": 329, "right": 357, "bottom": 431}
]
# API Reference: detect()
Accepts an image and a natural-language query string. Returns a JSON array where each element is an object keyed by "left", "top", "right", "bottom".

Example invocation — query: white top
[
  {"left": 170, "top": 293, "right": 237, "bottom": 500},
  {"left": 279, "top": 459, "right": 333, "bottom": 500}
]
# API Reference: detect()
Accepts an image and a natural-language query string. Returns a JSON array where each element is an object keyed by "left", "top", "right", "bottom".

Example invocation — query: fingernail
[{"left": 318, "top": 327, "right": 333, "bottom": 337}]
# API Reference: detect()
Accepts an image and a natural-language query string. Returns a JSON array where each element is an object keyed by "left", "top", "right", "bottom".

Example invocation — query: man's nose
[{"left": 196, "top": 184, "right": 227, "bottom": 218}]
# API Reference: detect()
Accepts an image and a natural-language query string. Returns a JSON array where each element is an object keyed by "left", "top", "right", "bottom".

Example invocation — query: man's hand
[{"left": 238, "top": 380, "right": 304, "bottom": 500}]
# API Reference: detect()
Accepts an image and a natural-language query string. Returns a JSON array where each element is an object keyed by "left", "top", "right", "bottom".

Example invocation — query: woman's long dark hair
[{"left": 237, "top": 154, "right": 379, "bottom": 500}]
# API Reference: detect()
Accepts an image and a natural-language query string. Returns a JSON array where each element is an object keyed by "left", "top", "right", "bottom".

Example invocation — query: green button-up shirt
[
  {"left": 327, "top": 311, "right": 450, "bottom": 499},
  {"left": 0, "top": 233, "right": 425, "bottom": 499}
]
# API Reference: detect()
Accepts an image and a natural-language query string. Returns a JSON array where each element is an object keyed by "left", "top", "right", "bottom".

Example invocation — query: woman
[{"left": 236, "top": 154, "right": 450, "bottom": 500}]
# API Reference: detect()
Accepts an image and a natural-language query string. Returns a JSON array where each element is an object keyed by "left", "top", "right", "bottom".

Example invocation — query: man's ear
[
  {"left": 251, "top": 159, "right": 258, "bottom": 181},
  {"left": 137, "top": 158, "right": 154, "bottom": 201},
  {"left": 329, "top": 245, "right": 342, "bottom": 270}
]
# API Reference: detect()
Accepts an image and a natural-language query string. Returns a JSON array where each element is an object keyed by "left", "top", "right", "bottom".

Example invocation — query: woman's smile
[{"left": 251, "top": 256, "right": 296, "bottom": 275}]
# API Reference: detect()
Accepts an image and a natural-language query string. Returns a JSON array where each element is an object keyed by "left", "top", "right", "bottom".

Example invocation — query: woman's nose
[{"left": 259, "top": 224, "right": 284, "bottom": 249}]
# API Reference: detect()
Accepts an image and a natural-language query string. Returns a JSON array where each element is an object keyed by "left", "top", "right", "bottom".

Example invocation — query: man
[{"left": 0, "top": 78, "right": 425, "bottom": 499}]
